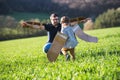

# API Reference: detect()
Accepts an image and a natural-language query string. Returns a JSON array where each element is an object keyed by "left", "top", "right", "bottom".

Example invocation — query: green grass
[{"left": 0, "top": 27, "right": 120, "bottom": 80}]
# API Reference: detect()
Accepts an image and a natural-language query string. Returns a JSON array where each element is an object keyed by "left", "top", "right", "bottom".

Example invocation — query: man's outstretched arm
[{"left": 20, "top": 21, "right": 45, "bottom": 30}]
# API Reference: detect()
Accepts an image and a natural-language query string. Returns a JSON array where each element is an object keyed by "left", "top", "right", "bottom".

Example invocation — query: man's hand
[{"left": 20, "top": 21, "right": 32, "bottom": 28}]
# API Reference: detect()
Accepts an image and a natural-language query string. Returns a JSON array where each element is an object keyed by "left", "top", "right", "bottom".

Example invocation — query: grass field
[{"left": 0, "top": 27, "right": 120, "bottom": 80}]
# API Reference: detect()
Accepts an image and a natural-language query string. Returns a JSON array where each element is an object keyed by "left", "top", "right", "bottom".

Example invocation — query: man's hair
[
  {"left": 60, "top": 16, "right": 70, "bottom": 24},
  {"left": 50, "top": 13, "right": 58, "bottom": 19}
]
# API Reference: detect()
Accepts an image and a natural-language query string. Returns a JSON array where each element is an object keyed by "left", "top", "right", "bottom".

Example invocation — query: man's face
[{"left": 50, "top": 16, "right": 59, "bottom": 26}]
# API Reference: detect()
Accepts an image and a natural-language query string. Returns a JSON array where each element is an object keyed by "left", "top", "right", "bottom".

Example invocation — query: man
[{"left": 21, "top": 13, "right": 62, "bottom": 53}]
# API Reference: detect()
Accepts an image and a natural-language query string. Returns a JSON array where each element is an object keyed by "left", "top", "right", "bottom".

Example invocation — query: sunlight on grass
[{"left": 0, "top": 27, "right": 120, "bottom": 80}]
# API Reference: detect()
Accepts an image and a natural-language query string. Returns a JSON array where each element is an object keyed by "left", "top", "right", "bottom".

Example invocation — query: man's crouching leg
[{"left": 43, "top": 43, "right": 52, "bottom": 53}]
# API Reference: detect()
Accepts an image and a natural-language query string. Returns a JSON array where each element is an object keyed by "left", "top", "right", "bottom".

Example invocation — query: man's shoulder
[
  {"left": 45, "top": 23, "right": 61, "bottom": 25},
  {"left": 44, "top": 23, "right": 52, "bottom": 26},
  {"left": 57, "top": 23, "right": 61, "bottom": 28},
  {"left": 58, "top": 23, "right": 61, "bottom": 26}
]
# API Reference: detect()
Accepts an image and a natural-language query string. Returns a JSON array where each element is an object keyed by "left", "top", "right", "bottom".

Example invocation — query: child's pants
[{"left": 61, "top": 48, "right": 75, "bottom": 60}]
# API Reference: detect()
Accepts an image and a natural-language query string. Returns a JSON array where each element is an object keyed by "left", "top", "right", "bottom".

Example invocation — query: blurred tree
[
  {"left": 0, "top": 0, "right": 120, "bottom": 18},
  {"left": 94, "top": 8, "right": 120, "bottom": 29}
]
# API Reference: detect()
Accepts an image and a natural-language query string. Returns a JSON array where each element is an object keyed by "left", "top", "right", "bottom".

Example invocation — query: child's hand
[
  {"left": 70, "top": 22, "right": 78, "bottom": 26},
  {"left": 86, "top": 18, "right": 91, "bottom": 21}
]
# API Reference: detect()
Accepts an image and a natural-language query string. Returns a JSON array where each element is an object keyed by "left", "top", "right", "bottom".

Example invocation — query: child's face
[{"left": 61, "top": 23, "right": 70, "bottom": 28}]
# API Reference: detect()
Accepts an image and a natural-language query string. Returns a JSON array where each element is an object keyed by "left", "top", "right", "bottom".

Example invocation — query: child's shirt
[{"left": 61, "top": 26, "right": 78, "bottom": 48}]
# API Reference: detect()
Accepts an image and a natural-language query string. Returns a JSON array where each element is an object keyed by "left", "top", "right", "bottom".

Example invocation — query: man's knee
[{"left": 43, "top": 43, "right": 52, "bottom": 53}]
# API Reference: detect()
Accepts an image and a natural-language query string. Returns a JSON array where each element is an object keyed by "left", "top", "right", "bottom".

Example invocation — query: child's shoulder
[
  {"left": 67, "top": 26, "right": 73, "bottom": 30},
  {"left": 64, "top": 26, "right": 73, "bottom": 32}
]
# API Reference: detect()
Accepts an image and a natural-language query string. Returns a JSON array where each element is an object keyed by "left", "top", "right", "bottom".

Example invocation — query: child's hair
[{"left": 60, "top": 16, "right": 70, "bottom": 24}]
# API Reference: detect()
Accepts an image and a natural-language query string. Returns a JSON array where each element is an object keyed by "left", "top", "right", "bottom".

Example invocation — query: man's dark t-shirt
[{"left": 44, "top": 23, "right": 61, "bottom": 43}]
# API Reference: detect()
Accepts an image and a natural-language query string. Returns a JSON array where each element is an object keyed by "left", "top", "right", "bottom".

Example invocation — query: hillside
[
  {"left": 0, "top": 27, "right": 120, "bottom": 79},
  {"left": 0, "top": 0, "right": 120, "bottom": 17}
]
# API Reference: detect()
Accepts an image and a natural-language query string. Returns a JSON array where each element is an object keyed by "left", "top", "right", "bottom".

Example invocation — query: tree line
[
  {"left": 0, "top": 8, "right": 120, "bottom": 41},
  {"left": 94, "top": 8, "right": 120, "bottom": 29},
  {"left": 0, "top": 0, "right": 120, "bottom": 40},
  {"left": 0, "top": 0, "right": 120, "bottom": 17},
  {"left": 0, "top": 16, "right": 47, "bottom": 40}
]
